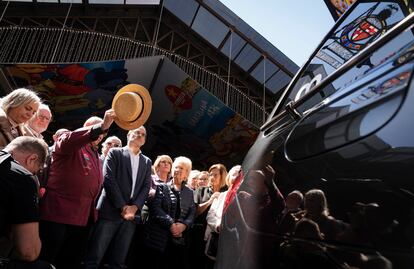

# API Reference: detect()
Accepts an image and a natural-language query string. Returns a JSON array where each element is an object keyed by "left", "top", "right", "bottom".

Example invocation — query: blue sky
[{"left": 219, "top": 0, "right": 335, "bottom": 67}]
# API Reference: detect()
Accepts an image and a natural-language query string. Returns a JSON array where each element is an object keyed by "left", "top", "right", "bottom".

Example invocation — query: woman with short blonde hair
[
  {"left": 144, "top": 155, "right": 196, "bottom": 268},
  {"left": 153, "top": 155, "right": 173, "bottom": 182}
]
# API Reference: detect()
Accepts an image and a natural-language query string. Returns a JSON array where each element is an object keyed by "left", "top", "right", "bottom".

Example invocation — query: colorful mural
[{"left": 1, "top": 56, "right": 258, "bottom": 169}]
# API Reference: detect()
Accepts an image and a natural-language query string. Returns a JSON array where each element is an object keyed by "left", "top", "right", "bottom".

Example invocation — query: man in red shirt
[{"left": 39, "top": 109, "right": 116, "bottom": 269}]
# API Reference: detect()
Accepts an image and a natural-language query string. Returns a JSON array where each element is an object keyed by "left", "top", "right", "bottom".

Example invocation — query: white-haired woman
[
  {"left": 144, "top": 156, "right": 196, "bottom": 269},
  {"left": 0, "top": 88, "right": 41, "bottom": 149}
]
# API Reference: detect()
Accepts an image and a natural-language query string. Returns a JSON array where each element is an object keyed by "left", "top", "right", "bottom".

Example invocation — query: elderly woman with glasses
[
  {"left": 0, "top": 88, "right": 41, "bottom": 149},
  {"left": 144, "top": 156, "right": 195, "bottom": 269}
]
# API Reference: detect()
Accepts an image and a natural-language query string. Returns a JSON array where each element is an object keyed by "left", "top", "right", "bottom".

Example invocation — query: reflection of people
[
  {"left": 0, "top": 88, "right": 41, "bottom": 149},
  {"left": 278, "top": 190, "right": 304, "bottom": 234},
  {"left": 279, "top": 218, "right": 333, "bottom": 269},
  {"left": 39, "top": 109, "right": 116, "bottom": 269},
  {"left": 144, "top": 156, "right": 196, "bottom": 269},
  {"left": 84, "top": 126, "right": 152, "bottom": 269},
  {"left": 294, "top": 189, "right": 345, "bottom": 241},
  {"left": 238, "top": 166, "right": 285, "bottom": 233},
  {"left": 0, "top": 136, "right": 50, "bottom": 269}
]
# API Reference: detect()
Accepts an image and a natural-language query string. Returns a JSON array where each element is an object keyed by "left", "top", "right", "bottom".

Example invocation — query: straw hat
[{"left": 112, "top": 84, "right": 152, "bottom": 130}]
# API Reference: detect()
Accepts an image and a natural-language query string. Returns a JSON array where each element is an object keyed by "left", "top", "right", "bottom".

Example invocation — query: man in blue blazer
[{"left": 84, "top": 126, "right": 152, "bottom": 269}]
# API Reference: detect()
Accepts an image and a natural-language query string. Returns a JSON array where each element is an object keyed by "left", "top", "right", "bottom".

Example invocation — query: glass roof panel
[
  {"left": 59, "top": 0, "right": 82, "bottom": 2},
  {"left": 53, "top": 0, "right": 82, "bottom": 2},
  {"left": 191, "top": 6, "right": 229, "bottom": 48},
  {"left": 164, "top": 0, "right": 199, "bottom": 26},
  {"left": 37, "top": 0, "right": 59, "bottom": 2},
  {"left": 266, "top": 70, "right": 291, "bottom": 94},
  {"left": 220, "top": 32, "right": 246, "bottom": 60},
  {"left": 88, "top": 0, "right": 123, "bottom": 3},
  {"left": 234, "top": 43, "right": 261, "bottom": 71},
  {"left": 126, "top": 0, "right": 160, "bottom": 4},
  {"left": 250, "top": 58, "right": 279, "bottom": 83}
]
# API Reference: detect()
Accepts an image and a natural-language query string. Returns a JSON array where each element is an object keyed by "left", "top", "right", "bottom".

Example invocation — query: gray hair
[
  {"left": 1, "top": 88, "right": 41, "bottom": 114},
  {"left": 103, "top": 136, "right": 122, "bottom": 147},
  {"left": 36, "top": 103, "right": 52, "bottom": 118},
  {"left": 4, "top": 136, "right": 49, "bottom": 165}
]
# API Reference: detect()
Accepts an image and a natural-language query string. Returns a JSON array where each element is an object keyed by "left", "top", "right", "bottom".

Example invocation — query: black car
[{"left": 216, "top": 1, "right": 414, "bottom": 268}]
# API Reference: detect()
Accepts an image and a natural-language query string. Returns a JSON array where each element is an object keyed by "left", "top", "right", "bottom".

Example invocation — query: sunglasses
[{"left": 106, "top": 142, "right": 121, "bottom": 147}]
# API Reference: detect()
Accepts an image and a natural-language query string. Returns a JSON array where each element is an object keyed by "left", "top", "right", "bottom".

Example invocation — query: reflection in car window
[
  {"left": 279, "top": 2, "right": 407, "bottom": 112},
  {"left": 296, "top": 26, "right": 414, "bottom": 114}
]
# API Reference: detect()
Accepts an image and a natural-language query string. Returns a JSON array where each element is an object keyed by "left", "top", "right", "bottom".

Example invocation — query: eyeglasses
[
  {"left": 134, "top": 132, "right": 146, "bottom": 137},
  {"left": 38, "top": 114, "right": 51, "bottom": 122},
  {"left": 106, "top": 142, "right": 121, "bottom": 147},
  {"left": 159, "top": 160, "right": 171, "bottom": 165}
]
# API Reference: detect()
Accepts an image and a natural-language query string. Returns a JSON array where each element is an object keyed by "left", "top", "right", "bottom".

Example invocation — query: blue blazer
[{"left": 96, "top": 147, "right": 152, "bottom": 220}]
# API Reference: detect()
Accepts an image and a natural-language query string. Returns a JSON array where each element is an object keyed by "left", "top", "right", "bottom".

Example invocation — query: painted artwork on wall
[{"left": 1, "top": 56, "right": 258, "bottom": 168}]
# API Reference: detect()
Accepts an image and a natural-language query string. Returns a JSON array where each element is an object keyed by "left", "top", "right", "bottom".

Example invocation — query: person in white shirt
[
  {"left": 204, "top": 165, "right": 241, "bottom": 262},
  {"left": 84, "top": 126, "right": 152, "bottom": 269}
]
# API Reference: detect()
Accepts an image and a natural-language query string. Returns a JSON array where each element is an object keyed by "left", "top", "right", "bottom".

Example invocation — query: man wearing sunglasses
[{"left": 100, "top": 136, "right": 122, "bottom": 162}]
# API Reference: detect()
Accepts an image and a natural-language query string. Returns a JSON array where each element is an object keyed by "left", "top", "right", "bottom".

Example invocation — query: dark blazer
[
  {"left": 96, "top": 147, "right": 152, "bottom": 221},
  {"left": 145, "top": 182, "right": 196, "bottom": 252}
]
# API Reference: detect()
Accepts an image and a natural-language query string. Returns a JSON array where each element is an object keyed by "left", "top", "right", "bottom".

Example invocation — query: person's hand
[
  {"left": 170, "top": 222, "right": 186, "bottom": 237},
  {"left": 170, "top": 223, "right": 180, "bottom": 236},
  {"left": 101, "top": 109, "right": 116, "bottom": 131},
  {"left": 121, "top": 205, "right": 138, "bottom": 221},
  {"left": 216, "top": 223, "right": 221, "bottom": 233},
  {"left": 209, "top": 192, "right": 220, "bottom": 204}
]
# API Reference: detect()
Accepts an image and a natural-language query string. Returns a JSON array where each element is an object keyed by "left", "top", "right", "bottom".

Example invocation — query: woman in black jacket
[{"left": 144, "top": 156, "right": 196, "bottom": 269}]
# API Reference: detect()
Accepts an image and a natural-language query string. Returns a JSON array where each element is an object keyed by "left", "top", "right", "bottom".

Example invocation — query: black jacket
[{"left": 144, "top": 182, "right": 196, "bottom": 252}]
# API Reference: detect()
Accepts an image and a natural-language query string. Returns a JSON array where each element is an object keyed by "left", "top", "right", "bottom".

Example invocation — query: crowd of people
[
  {"left": 0, "top": 88, "right": 245, "bottom": 269},
  {"left": 0, "top": 88, "right": 398, "bottom": 269}
]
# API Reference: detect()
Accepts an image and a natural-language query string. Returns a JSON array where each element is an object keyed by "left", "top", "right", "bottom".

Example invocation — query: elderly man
[
  {"left": 39, "top": 109, "right": 116, "bottom": 269},
  {"left": 84, "top": 126, "right": 152, "bottom": 269},
  {"left": 25, "top": 104, "right": 52, "bottom": 139},
  {"left": 0, "top": 136, "right": 52, "bottom": 269},
  {"left": 100, "top": 135, "right": 122, "bottom": 161}
]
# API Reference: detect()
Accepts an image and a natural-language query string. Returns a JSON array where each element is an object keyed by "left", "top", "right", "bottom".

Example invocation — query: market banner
[{"left": 1, "top": 56, "right": 258, "bottom": 168}]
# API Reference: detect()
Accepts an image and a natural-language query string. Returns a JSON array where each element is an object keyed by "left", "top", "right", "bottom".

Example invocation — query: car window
[{"left": 276, "top": 1, "right": 408, "bottom": 115}]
